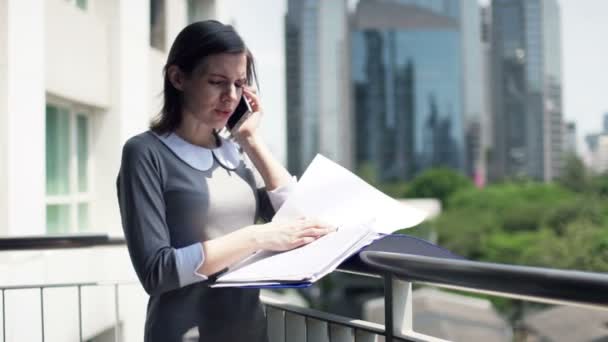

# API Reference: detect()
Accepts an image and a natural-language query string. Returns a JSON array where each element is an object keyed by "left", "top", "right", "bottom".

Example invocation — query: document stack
[{"left": 211, "top": 154, "right": 427, "bottom": 288}]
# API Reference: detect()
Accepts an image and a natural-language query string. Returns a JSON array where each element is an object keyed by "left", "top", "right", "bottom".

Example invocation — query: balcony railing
[{"left": 1, "top": 234, "right": 608, "bottom": 342}]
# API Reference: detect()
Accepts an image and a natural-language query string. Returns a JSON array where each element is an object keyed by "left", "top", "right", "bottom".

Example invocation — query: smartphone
[{"left": 226, "top": 96, "right": 253, "bottom": 131}]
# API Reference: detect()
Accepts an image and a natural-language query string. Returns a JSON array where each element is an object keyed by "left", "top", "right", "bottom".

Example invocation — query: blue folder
[{"left": 235, "top": 233, "right": 462, "bottom": 289}]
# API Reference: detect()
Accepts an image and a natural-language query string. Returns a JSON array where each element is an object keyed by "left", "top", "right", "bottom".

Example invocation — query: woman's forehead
[{"left": 199, "top": 53, "right": 247, "bottom": 78}]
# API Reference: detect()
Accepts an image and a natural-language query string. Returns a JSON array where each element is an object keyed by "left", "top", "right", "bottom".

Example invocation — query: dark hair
[{"left": 150, "top": 20, "right": 258, "bottom": 134}]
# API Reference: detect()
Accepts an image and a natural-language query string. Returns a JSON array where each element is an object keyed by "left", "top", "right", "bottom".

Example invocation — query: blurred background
[{"left": 1, "top": 0, "right": 608, "bottom": 341}]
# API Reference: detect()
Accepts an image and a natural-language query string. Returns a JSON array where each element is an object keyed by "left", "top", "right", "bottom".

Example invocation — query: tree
[
  {"left": 557, "top": 153, "right": 590, "bottom": 193},
  {"left": 406, "top": 168, "right": 473, "bottom": 208}
]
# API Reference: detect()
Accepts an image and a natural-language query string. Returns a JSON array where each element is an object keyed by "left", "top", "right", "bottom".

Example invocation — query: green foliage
[
  {"left": 448, "top": 182, "right": 571, "bottom": 212},
  {"left": 557, "top": 153, "right": 590, "bottom": 192},
  {"left": 590, "top": 172, "right": 608, "bottom": 198},
  {"left": 357, "top": 161, "right": 379, "bottom": 186},
  {"left": 541, "top": 196, "right": 607, "bottom": 235},
  {"left": 361, "top": 159, "right": 608, "bottom": 273},
  {"left": 432, "top": 208, "right": 499, "bottom": 259},
  {"left": 481, "top": 231, "right": 539, "bottom": 263},
  {"left": 378, "top": 181, "right": 409, "bottom": 199},
  {"left": 406, "top": 168, "right": 473, "bottom": 208},
  {"left": 432, "top": 179, "right": 608, "bottom": 273}
]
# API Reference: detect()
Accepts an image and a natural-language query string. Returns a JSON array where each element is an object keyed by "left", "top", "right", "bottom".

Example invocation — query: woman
[{"left": 117, "top": 20, "right": 334, "bottom": 341}]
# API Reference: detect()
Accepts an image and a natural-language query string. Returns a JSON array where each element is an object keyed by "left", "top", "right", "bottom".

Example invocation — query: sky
[
  {"left": 225, "top": 0, "right": 608, "bottom": 159},
  {"left": 558, "top": 0, "right": 608, "bottom": 155}
]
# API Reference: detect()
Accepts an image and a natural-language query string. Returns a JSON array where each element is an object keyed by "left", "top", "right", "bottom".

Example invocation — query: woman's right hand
[{"left": 248, "top": 218, "right": 336, "bottom": 252}]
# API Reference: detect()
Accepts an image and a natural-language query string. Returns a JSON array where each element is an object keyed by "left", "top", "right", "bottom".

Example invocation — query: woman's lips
[{"left": 215, "top": 109, "right": 232, "bottom": 118}]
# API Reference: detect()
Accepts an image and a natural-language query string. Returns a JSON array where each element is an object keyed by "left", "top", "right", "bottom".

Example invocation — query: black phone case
[{"left": 227, "top": 97, "right": 251, "bottom": 130}]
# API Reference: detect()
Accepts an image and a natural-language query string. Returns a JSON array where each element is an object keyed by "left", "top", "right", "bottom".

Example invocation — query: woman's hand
[
  {"left": 247, "top": 218, "right": 337, "bottom": 251},
  {"left": 233, "top": 86, "right": 262, "bottom": 143}
]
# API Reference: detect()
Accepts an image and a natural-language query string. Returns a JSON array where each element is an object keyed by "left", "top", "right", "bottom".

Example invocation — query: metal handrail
[
  {"left": 360, "top": 251, "right": 608, "bottom": 308},
  {"left": 0, "top": 234, "right": 124, "bottom": 251},
  {"left": 3, "top": 234, "right": 608, "bottom": 309},
  {"left": 3, "top": 234, "right": 608, "bottom": 342}
]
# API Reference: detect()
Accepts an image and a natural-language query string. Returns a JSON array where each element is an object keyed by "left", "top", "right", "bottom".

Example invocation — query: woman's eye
[{"left": 209, "top": 80, "right": 223, "bottom": 85}]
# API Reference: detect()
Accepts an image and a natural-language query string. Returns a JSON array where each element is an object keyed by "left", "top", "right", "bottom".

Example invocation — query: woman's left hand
[{"left": 233, "top": 86, "right": 262, "bottom": 143}]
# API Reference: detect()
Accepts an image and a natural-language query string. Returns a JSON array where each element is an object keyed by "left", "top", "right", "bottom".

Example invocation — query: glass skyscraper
[
  {"left": 285, "top": 0, "right": 351, "bottom": 176},
  {"left": 351, "top": 0, "right": 482, "bottom": 182},
  {"left": 490, "top": 0, "right": 563, "bottom": 181}
]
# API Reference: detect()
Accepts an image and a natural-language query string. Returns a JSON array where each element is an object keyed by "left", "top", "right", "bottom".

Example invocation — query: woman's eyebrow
[{"left": 208, "top": 73, "right": 247, "bottom": 80}]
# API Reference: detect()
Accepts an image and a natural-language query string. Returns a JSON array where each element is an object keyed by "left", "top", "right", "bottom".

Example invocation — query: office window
[
  {"left": 46, "top": 103, "right": 92, "bottom": 234},
  {"left": 150, "top": 0, "right": 166, "bottom": 51}
]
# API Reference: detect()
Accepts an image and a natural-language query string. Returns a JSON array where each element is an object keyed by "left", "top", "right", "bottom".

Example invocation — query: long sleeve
[
  {"left": 240, "top": 153, "right": 295, "bottom": 223},
  {"left": 117, "top": 137, "right": 206, "bottom": 296},
  {"left": 266, "top": 176, "right": 297, "bottom": 210}
]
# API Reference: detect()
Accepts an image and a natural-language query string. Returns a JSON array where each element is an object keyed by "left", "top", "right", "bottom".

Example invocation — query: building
[
  {"left": 489, "top": 0, "right": 563, "bottom": 182},
  {"left": 585, "top": 113, "right": 608, "bottom": 173},
  {"left": 0, "top": 0, "right": 287, "bottom": 340},
  {"left": 0, "top": 0, "right": 287, "bottom": 236},
  {"left": 479, "top": 5, "right": 494, "bottom": 187},
  {"left": 563, "top": 121, "right": 577, "bottom": 155},
  {"left": 285, "top": 0, "right": 352, "bottom": 176},
  {"left": 351, "top": 0, "right": 483, "bottom": 182}
]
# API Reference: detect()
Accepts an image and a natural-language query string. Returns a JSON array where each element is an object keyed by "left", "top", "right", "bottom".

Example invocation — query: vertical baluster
[
  {"left": 285, "top": 312, "right": 306, "bottom": 342},
  {"left": 391, "top": 278, "right": 413, "bottom": 336},
  {"left": 2, "top": 289, "right": 5, "bottom": 342},
  {"left": 384, "top": 274, "right": 393, "bottom": 342},
  {"left": 40, "top": 287, "right": 45, "bottom": 342},
  {"left": 114, "top": 284, "right": 120, "bottom": 342},
  {"left": 266, "top": 307, "right": 285, "bottom": 342},
  {"left": 306, "top": 318, "right": 329, "bottom": 342},
  {"left": 329, "top": 323, "right": 354, "bottom": 342},
  {"left": 354, "top": 329, "right": 377, "bottom": 342},
  {"left": 304, "top": 316, "right": 308, "bottom": 342},
  {"left": 78, "top": 285, "right": 83, "bottom": 342}
]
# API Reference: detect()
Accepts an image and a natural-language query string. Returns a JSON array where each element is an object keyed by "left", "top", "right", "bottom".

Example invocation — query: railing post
[
  {"left": 40, "top": 288, "right": 45, "bottom": 342},
  {"left": 2, "top": 289, "right": 5, "bottom": 342},
  {"left": 385, "top": 273, "right": 414, "bottom": 341},
  {"left": 392, "top": 277, "right": 413, "bottom": 335},
  {"left": 384, "top": 273, "right": 394, "bottom": 342},
  {"left": 78, "top": 285, "right": 82, "bottom": 342},
  {"left": 114, "top": 284, "right": 120, "bottom": 342}
]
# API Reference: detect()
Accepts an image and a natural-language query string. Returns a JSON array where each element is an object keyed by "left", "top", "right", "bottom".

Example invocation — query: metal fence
[{"left": 2, "top": 235, "right": 608, "bottom": 342}]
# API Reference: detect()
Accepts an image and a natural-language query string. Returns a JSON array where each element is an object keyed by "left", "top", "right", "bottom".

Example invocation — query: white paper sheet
[
  {"left": 273, "top": 154, "right": 427, "bottom": 234},
  {"left": 217, "top": 221, "right": 375, "bottom": 283},
  {"left": 211, "top": 154, "right": 428, "bottom": 287}
]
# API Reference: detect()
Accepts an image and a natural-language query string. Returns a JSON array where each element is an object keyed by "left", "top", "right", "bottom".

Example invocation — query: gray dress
[{"left": 117, "top": 131, "right": 274, "bottom": 342}]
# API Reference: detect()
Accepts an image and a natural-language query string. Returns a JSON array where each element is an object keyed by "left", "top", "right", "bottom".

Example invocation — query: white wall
[
  {"left": 93, "top": 0, "right": 153, "bottom": 236},
  {"left": 45, "top": 0, "right": 110, "bottom": 108},
  {"left": 0, "top": 0, "right": 9, "bottom": 237},
  {"left": 0, "top": 0, "right": 217, "bottom": 340},
  {"left": 0, "top": 0, "right": 46, "bottom": 236}
]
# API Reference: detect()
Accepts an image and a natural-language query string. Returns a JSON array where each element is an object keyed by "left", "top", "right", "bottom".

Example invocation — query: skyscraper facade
[
  {"left": 351, "top": 0, "right": 482, "bottom": 182},
  {"left": 489, "top": 0, "right": 563, "bottom": 181},
  {"left": 563, "top": 122, "right": 577, "bottom": 155},
  {"left": 285, "top": 0, "right": 351, "bottom": 176}
]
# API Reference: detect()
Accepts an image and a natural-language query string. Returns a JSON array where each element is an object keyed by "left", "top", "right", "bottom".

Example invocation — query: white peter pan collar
[{"left": 154, "top": 131, "right": 242, "bottom": 171}]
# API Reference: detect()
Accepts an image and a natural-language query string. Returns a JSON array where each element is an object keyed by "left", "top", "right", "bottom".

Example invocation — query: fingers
[
  {"left": 242, "top": 87, "right": 261, "bottom": 113},
  {"left": 295, "top": 218, "right": 335, "bottom": 231},
  {"left": 289, "top": 218, "right": 336, "bottom": 241},
  {"left": 291, "top": 236, "right": 316, "bottom": 249}
]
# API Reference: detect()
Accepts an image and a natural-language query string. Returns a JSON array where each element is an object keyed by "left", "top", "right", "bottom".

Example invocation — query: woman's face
[{"left": 180, "top": 52, "right": 248, "bottom": 130}]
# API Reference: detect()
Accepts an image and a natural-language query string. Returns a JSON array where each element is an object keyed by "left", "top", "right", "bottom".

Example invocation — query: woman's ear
[{"left": 167, "top": 65, "right": 185, "bottom": 91}]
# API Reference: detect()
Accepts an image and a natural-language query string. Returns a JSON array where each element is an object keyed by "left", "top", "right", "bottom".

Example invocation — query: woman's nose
[{"left": 223, "top": 85, "right": 240, "bottom": 102}]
